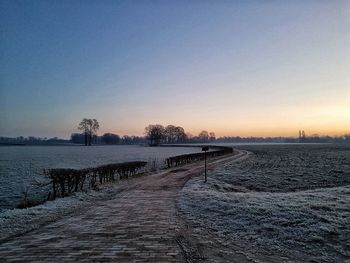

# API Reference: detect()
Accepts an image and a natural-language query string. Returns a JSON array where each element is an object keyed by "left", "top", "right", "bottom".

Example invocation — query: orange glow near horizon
[
  {"left": 99, "top": 126, "right": 349, "bottom": 139},
  {"left": 1, "top": 1, "right": 349, "bottom": 139},
  {"left": 97, "top": 98, "right": 350, "bottom": 138}
]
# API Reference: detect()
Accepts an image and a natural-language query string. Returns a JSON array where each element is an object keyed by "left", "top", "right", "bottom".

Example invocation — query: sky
[{"left": 0, "top": 0, "right": 349, "bottom": 138}]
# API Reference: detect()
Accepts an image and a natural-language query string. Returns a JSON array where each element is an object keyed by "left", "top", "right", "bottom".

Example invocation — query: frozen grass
[
  {"left": 0, "top": 182, "right": 120, "bottom": 242},
  {"left": 215, "top": 144, "right": 350, "bottom": 192},
  {"left": 0, "top": 145, "right": 201, "bottom": 211},
  {"left": 178, "top": 144, "right": 350, "bottom": 262}
]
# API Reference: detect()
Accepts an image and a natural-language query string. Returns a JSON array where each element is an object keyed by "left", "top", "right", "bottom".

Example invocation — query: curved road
[{"left": 0, "top": 150, "right": 249, "bottom": 262}]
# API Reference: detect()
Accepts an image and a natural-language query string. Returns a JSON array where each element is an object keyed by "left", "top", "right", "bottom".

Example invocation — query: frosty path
[{"left": 0, "top": 151, "right": 247, "bottom": 262}]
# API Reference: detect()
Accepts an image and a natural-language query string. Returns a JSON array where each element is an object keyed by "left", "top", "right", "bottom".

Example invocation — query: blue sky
[{"left": 1, "top": 0, "right": 349, "bottom": 138}]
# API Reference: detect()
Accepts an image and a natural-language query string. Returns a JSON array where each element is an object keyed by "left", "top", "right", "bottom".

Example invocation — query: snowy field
[
  {"left": 0, "top": 145, "right": 201, "bottom": 211},
  {"left": 179, "top": 144, "right": 350, "bottom": 262}
]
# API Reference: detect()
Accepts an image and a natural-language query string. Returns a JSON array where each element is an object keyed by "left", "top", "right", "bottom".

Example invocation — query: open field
[
  {"left": 0, "top": 145, "right": 201, "bottom": 211},
  {"left": 215, "top": 144, "right": 350, "bottom": 192},
  {"left": 0, "top": 151, "right": 239, "bottom": 262},
  {"left": 179, "top": 144, "right": 350, "bottom": 262},
  {"left": 1, "top": 144, "right": 349, "bottom": 262}
]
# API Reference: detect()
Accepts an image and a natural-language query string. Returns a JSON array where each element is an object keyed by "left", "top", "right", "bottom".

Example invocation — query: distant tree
[
  {"left": 344, "top": 134, "right": 350, "bottom": 143},
  {"left": 102, "top": 133, "right": 120, "bottom": 144},
  {"left": 89, "top": 119, "right": 100, "bottom": 145},
  {"left": 186, "top": 132, "right": 193, "bottom": 142},
  {"left": 145, "top": 124, "right": 165, "bottom": 146},
  {"left": 78, "top": 118, "right": 100, "bottom": 146},
  {"left": 121, "top": 135, "right": 132, "bottom": 145},
  {"left": 70, "top": 133, "right": 85, "bottom": 144},
  {"left": 198, "top": 130, "right": 209, "bottom": 142},
  {"left": 78, "top": 118, "right": 89, "bottom": 145},
  {"left": 164, "top": 125, "right": 177, "bottom": 143},
  {"left": 309, "top": 134, "right": 320, "bottom": 143},
  {"left": 209, "top": 132, "right": 216, "bottom": 142},
  {"left": 174, "top": 126, "right": 187, "bottom": 143},
  {"left": 164, "top": 125, "right": 187, "bottom": 143}
]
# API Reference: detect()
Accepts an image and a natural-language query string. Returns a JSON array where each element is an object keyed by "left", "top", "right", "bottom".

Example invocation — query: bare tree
[
  {"left": 78, "top": 118, "right": 99, "bottom": 146},
  {"left": 78, "top": 118, "right": 89, "bottom": 146},
  {"left": 174, "top": 126, "right": 187, "bottom": 143},
  {"left": 90, "top": 119, "right": 100, "bottom": 145},
  {"left": 209, "top": 132, "right": 216, "bottom": 142},
  {"left": 145, "top": 124, "right": 165, "bottom": 146},
  {"left": 198, "top": 130, "right": 209, "bottom": 142},
  {"left": 164, "top": 125, "right": 177, "bottom": 143},
  {"left": 162, "top": 125, "right": 188, "bottom": 144}
]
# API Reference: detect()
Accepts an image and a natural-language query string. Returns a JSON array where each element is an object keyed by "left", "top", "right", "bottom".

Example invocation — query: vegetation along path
[{"left": 0, "top": 149, "right": 248, "bottom": 262}]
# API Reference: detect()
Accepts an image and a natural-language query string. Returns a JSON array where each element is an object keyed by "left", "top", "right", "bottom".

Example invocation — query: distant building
[{"left": 299, "top": 130, "right": 306, "bottom": 142}]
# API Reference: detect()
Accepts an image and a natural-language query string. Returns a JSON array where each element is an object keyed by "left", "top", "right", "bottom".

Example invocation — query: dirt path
[{"left": 0, "top": 150, "right": 248, "bottom": 262}]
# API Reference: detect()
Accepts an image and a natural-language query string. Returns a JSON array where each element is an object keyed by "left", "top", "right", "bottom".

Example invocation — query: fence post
[{"left": 202, "top": 146, "right": 209, "bottom": 183}]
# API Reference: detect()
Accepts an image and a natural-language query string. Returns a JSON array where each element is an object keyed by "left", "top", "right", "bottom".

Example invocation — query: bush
[
  {"left": 165, "top": 146, "right": 234, "bottom": 168},
  {"left": 44, "top": 161, "right": 147, "bottom": 199}
]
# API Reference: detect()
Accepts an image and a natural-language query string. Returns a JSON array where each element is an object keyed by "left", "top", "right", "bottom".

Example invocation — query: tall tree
[
  {"left": 145, "top": 124, "right": 165, "bottom": 146},
  {"left": 164, "top": 125, "right": 187, "bottom": 143},
  {"left": 78, "top": 118, "right": 100, "bottom": 146},
  {"left": 174, "top": 126, "right": 187, "bottom": 143},
  {"left": 198, "top": 130, "right": 209, "bottom": 142},
  {"left": 89, "top": 119, "right": 100, "bottom": 145},
  {"left": 164, "top": 125, "right": 177, "bottom": 143},
  {"left": 78, "top": 118, "right": 89, "bottom": 146},
  {"left": 209, "top": 132, "right": 216, "bottom": 142}
]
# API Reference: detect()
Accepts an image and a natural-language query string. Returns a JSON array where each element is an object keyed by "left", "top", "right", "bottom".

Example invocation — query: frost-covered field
[
  {"left": 0, "top": 145, "right": 201, "bottom": 211},
  {"left": 0, "top": 180, "right": 124, "bottom": 242},
  {"left": 179, "top": 144, "right": 350, "bottom": 262}
]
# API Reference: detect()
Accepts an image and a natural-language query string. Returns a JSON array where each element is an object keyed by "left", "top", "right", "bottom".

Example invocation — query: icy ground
[
  {"left": 0, "top": 182, "right": 123, "bottom": 242},
  {"left": 178, "top": 144, "right": 350, "bottom": 262},
  {"left": 0, "top": 145, "right": 201, "bottom": 211}
]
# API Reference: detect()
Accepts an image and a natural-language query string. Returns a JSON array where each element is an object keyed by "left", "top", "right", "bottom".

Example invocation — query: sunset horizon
[
  {"left": 1, "top": 1, "right": 350, "bottom": 262},
  {"left": 1, "top": 1, "right": 349, "bottom": 139}
]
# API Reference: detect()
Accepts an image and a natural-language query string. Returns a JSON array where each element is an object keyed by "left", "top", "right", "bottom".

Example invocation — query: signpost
[{"left": 202, "top": 146, "right": 209, "bottom": 183}]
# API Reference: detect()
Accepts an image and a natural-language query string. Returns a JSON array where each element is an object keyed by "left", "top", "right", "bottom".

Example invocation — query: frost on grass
[
  {"left": 178, "top": 145, "right": 350, "bottom": 262},
  {"left": 0, "top": 145, "right": 202, "bottom": 211},
  {"left": 215, "top": 144, "right": 350, "bottom": 192},
  {"left": 0, "top": 183, "right": 119, "bottom": 242}
]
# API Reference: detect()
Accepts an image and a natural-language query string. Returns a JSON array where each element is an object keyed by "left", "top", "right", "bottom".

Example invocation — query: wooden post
[
  {"left": 202, "top": 146, "right": 209, "bottom": 183},
  {"left": 204, "top": 150, "right": 207, "bottom": 182}
]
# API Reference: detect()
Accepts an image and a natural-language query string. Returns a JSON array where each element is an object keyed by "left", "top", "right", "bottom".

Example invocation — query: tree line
[
  {"left": 71, "top": 120, "right": 350, "bottom": 146},
  {"left": 2, "top": 118, "right": 349, "bottom": 145},
  {"left": 70, "top": 133, "right": 146, "bottom": 145},
  {"left": 71, "top": 122, "right": 216, "bottom": 146},
  {"left": 3, "top": 133, "right": 349, "bottom": 146},
  {"left": 144, "top": 124, "right": 216, "bottom": 146}
]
